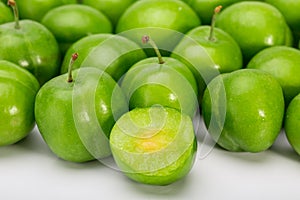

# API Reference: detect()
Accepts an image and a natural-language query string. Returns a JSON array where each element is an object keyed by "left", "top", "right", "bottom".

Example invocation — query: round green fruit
[
  {"left": 35, "top": 66, "right": 128, "bottom": 162},
  {"left": 17, "top": 0, "right": 77, "bottom": 21},
  {"left": 187, "top": 0, "right": 264, "bottom": 25},
  {"left": 121, "top": 56, "right": 198, "bottom": 118},
  {"left": 172, "top": 25, "right": 243, "bottom": 100},
  {"left": 41, "top": 4, "right": 112, "bottom": 54},
  {"left": 202, "top": 69, "right": 284, "bottom": 152},
  {"left": 82, "top": 0, "right": 137, "bottom": 27},
  {"left": 60, "top": 34, "right": 147, "bottom": 81},
  {"left": 110, "top": 107, "right": 197, "bottom": 185},
  {"left": 0, "top": 20, "right": 61, "bottom": 85},
  {"left": 0, "top": 60, "right": 39, "bottom": 146},
  {"left": 264, "top": 0, "right": 300, "bottom": 47},
  {"left": 264, "top": 0, "right": 300, "bottom": 33},
  {"left": 285, "top": 93, "right": 300, "bottom": 155},
  {"left": 247, "top": 46, "right": 300, "bottom": 104},
  {"left": 116, "top": 0, "right": 200, "bottom": 54},
  {"left": 0, "top": 2, "right": 13, "bottom": 24},
  {"left": 116, "top": 0, "right": 200, "bottom": 33},
  {"left": 215, "top": 1, "right": 293, "bottom": 62},
  {"left": 187, "top": 0, "right": 241, "bottom": 25}
]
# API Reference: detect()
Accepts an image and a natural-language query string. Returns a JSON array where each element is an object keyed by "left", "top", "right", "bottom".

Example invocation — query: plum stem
[
  {"left": 7, "top": 0, "right": 20, "bottom": 29},
  {"left": 209, "top": 5, "right": 222, "bottom": 41},
  {"left": 142, "top": 35, "right": 165, "bottom": 64},
  {"left": 67, "top": 53, "right": 79, "bottom": 83}
]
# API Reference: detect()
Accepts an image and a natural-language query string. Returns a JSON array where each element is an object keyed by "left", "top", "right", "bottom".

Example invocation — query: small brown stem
[
  {"left": 67, "top": 53, "right": 79, "bottom": 83},
  {"left": 7, "top": 0, "right": 20, "bottom": 29},
  {"left": 142, "top": 35, "right": 165, "bottom": 64},
  {"left": 209, "top": 5, "right": 222, "bottom": 41}
]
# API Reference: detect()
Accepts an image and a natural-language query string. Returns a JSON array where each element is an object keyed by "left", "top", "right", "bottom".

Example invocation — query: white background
[{"left": 1, "top": 125, "right": 300, "bottom": 200}]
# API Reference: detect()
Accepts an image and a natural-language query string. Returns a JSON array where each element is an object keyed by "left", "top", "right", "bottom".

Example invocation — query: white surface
[{"left": 1, "top": 125, "right": 300, "bottom": 200}]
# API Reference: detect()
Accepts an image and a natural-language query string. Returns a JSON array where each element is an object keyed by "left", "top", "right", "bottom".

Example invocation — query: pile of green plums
[{"left": 1, "top": 0, "right": 300, "bottom": 187}]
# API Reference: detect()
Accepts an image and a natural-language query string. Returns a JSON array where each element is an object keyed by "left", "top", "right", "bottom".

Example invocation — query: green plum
[
  {"left": 187, "top": 0, "right": 263, "bottom": 25},
  {"left": 187, "top": 0, "right": 241, "bottom": 25},
  {"left": 35, "top": 54, "right": 128, "bottom": 162},
  {"left": 202, "top": 69, "right": 284, "bottom": 152},
  {"left": 116, "top": 0, "right": 200, "bottom": 34},
  {"left": 285, "top": 93, "right": 300, "bottom": 155},
  {"left": 82, "top": 0, "right": 137, "bottom": 27},
  {"left": 60, "top": 34, "right": 147, "bottom": 81},
  {"left": 0, "top": 60, "right": 39, "bottom": 146},
  {"left": 0, "top": 0, "right": 61, "bottom": 85},
  {"left": 215, "top": 1, "right": 293, "bottom": 63},
  {"left": 116, "top": 0, "right": 201, "bottom": 55},
  {"left": 264, "top": 0, "right": 300, "bottom": 46},
  {"left": 0, "top": 1, "right": 13, "bottom": 24},
  {"left": 110, "top": 107, "right": 197, "bottom": 185},
  {"left": 41, "top": 4, "right": 112, "bottom": 54},
  {"left": 247, "top": 46, "right": 300, "bottom": 104},
  {"left": 172, "top": 5, "right": 243, "bottom": 101},
  {"left": 17, "top": 0, "right": 77, "bottom": 21},
  {"left": 121, "top": 56, "right": 198, "bottom": 118},
  {"left": 264, "top": 0, "right": 300, "bottom": 33},
  {"left": 121, "top": 36, "right": 198, "bottom": 118}
]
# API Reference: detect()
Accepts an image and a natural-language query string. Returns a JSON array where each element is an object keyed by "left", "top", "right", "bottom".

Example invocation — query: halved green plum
[{"left": 110, "top": 107, "right": 197, "bottom": 185}]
